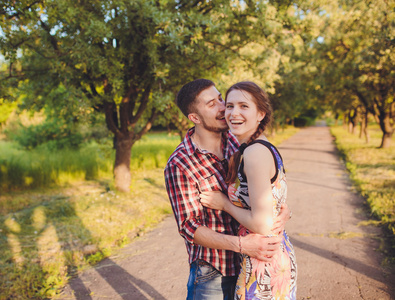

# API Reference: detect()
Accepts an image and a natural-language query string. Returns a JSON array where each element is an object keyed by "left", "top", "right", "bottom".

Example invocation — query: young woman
[{"left": 200, "top": 81, "right": 297, "bottom": 300}]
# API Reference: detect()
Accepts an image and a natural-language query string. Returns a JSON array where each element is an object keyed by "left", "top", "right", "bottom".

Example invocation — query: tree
[
  {"left": 0, "top": 0, "right": 272, "bottom": 191},
  {"left": 310, "top": 0, "right": 395, "bottom": 147}
]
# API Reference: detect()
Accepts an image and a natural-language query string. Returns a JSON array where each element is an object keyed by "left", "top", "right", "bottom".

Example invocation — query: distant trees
[{"left": 309, "top": 0, "right": 394, "bottom": 147}]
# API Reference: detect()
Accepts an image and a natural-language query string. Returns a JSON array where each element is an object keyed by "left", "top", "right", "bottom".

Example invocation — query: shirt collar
[
  {"left": 183, "top": 127, "right": 237, "bottom": 159},
  {"left": 184, "top": 127, "right": 197, "bottom": 156}
]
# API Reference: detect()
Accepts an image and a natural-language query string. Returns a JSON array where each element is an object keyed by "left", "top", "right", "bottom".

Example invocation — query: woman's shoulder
[
  {"left": 244, "top": 139, "right": 273, "bottom": 152},
  {"left": 243, "top": 140, "right": 273, "bottom": 162}
]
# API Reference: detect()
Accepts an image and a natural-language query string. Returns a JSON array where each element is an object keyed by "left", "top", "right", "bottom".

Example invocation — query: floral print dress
[{"left": 228, "top": 140, "right": 297, "bottom": 300}]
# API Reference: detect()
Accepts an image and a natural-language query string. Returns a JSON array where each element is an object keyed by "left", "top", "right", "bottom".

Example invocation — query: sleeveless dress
[{"left": 228, "top": 140, "right": 297, "bottom": 300}]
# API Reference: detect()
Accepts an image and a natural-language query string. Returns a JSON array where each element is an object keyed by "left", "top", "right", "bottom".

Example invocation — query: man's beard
[{"left": 197, "top": 112, "right": 229, "bottom": 133}]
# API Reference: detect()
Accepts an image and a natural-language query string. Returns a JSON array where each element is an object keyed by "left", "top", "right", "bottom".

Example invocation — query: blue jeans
[{"left": 186, "top": 260, "right": 237, "bottom": 300}]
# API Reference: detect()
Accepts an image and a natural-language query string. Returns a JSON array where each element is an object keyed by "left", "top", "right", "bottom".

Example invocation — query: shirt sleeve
[{"left": 164, "top": 162, "right": 204, "bottom": 244}]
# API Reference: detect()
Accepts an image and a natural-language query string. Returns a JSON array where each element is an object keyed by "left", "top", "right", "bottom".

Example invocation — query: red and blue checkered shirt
[{"left": 164, "top": 127, "right": 240, "bottom": 276}]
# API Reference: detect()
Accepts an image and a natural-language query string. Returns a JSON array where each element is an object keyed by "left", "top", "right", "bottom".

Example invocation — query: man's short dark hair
[{"left": 176, "top": 79, "right": 215, "bottom": 117}]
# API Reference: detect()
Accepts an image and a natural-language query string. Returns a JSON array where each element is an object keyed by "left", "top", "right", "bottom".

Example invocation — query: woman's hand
[
  {"left": 272, "top": 203, "right": 291, "bottom": 235},
  {"left": 200, "top": 191, "right": 229, "bottom": 211}
]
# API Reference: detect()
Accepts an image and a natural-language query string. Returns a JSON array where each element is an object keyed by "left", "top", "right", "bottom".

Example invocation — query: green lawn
[{"left": 330, "top": 125, "right": 395, "bottom": 265}]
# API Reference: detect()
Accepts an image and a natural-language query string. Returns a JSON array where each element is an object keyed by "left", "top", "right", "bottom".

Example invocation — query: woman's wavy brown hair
[{"left": 225, "top": 81, "right": 273, "bottom": 184}]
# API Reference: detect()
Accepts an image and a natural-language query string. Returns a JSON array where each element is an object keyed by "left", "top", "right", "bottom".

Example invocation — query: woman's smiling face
[{"left": 225, "top": 89, "right": 265, "bottom": 143}]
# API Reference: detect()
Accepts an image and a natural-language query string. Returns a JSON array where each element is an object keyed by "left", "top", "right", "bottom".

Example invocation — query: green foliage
[
  {"left": 293, "top": 116, "right": 315, "bottom": 127},
  {"left": 0, "top": 140, "right": 111, "bottom": 192},
  {"left": 130, "top": 132, "right": 181, "bottom": 169},
  {"left": 1, "top": 0, "right": 392, "bottom": 190},
  {"left": 6, "top": 118, "right": 83, "bottom": 150},
  {"left": 1, "top": 0, "right": 280, "bottom": 136},
  {"left": 0, "top": 99, "right": 17, "bottom": 126},
  {"left": 3, "top": 0, "right": 308, "bottom": 190},
  {"left": 310, "top": 0, "right": 395, "bottom": 145}
]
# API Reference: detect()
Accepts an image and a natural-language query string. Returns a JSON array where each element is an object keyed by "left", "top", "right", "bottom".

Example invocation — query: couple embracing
[{"left": 164, "top": 79, "right": 297, "bottom": 300}]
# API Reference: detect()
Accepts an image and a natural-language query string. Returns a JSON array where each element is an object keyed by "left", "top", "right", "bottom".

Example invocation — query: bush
[
  {"left": 0, "top": 140, "right": 112, "bottom": 192},
  {"left": 7, "top": 119, "right": 83, "bottom": 150},
  {"left": 293, "top": 116, "right": 315, "bottom": 127}
]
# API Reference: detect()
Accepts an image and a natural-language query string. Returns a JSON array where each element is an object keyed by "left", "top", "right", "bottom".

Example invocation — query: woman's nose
[{"left": 230, "top": 107, "right": 239, "bottom": 116}]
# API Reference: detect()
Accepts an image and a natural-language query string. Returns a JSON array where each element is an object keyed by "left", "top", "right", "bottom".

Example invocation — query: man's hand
[
  {"left": 272, "top": 203, "right": 291, "bottom": 235},
  {"left": 241, "top": 233, "right": 282, "bottom": 262}
]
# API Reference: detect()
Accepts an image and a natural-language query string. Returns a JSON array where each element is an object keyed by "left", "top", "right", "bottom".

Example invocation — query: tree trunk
[
  {"left": 343, "top": 114, "right": 348, "bottom": 130},
  {"left": 348, "top": 121, "right": 354, "bottom": 134},
  {"left": 114, "top": 135, "right": 134, "bottom": 192},
  {"left": 334, "top": 113, "right": 339, "bottom": 126},
  {"left": 359, "top": 110, "right": 370, "bottom": 143},
  {"left": 378, "top": 113, "right": 393, "bottom": 148},
  {"left": 348, "top": 108, "right": 359, "bottom": 134}
]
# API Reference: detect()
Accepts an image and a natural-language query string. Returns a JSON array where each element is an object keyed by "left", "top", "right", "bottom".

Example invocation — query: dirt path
[{"left": 59, "top": 126, "right": 395, "bottom": 300}]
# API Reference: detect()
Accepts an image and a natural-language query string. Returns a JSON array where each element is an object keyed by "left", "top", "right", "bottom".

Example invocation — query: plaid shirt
[{"left": 164, "top": 127, "right": 240, "bottom": 276}]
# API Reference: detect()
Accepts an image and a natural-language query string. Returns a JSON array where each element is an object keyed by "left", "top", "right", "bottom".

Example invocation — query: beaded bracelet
[{"left": 238, "top": 235, "right": 243, "bottom": 254}]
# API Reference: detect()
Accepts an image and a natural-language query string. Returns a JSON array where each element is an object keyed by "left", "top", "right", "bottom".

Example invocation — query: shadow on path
[
  {"left": 284, "top": 158, "right": 340, "bottom": 167},
  {"left": 92, "top": 258, "right": 167, "bottom": 300},
  {"left": 286, "top": 177, "right": 347, "bottom": 193},
  {"left": 68, "top": 277, "right": 93, "bottom": 300},
  {"left": 278, "top": 146, "right": 338, "bottom": 156},
  {"left": 291, "top": 236, "right": 393, "bottom": 294}
]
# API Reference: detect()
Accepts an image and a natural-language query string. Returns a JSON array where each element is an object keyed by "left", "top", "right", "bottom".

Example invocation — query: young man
[{"left": 164, "top": 79, "right": 289, "bottom": 300}]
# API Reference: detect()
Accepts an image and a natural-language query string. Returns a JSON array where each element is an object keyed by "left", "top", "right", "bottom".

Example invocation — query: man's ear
[{"left": 188, "top": 113, "right": 200, "bottom": 124}]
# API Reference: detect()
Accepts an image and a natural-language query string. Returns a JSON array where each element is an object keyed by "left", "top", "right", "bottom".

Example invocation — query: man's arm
[
  {"left": 193, "top": 227, "right": 282, "bottom": 262},
  {"left": 164, "top": 162, "right": 205, "bottom": 243}
]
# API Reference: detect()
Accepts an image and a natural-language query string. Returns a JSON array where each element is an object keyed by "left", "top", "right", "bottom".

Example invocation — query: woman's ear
[
  {"left": 188, "top": 113, "right": 200, "bottom": 124},
  {"left": 258, "top": 111, "right": 266, "bottom": 123}
]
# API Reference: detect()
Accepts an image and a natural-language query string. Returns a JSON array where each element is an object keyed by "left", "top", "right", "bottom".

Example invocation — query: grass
[
  {"left": 268, "top": 126, "right": 300, "bottom": 146},
  {"left": 0, "top": 128, "right": 298, "bottom": 299},
  {"left": 0, "top": 133, "right": 181, "bottom": 193},
  {"left": 0, "top": 170, "right": 172, "bottom": 299},
  {"left": 0, "top": 140, "right": 112, "bottom": 192},
  {"left": 330, "top": 124, "right": 395, "bottom": 265}
]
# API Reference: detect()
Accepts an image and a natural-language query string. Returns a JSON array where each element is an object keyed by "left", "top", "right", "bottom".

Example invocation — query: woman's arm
[
  {"left": 201, "top": 144, "right": 277, "bottom": 235},
  {"left": 200, "top": 192, "right": 290, "bottom": 235}
]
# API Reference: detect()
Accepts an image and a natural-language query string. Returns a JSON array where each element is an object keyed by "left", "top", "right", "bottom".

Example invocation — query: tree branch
[
  {"left": 39, "top": 19, "right": 62, "bottom": 56},
  {"left": 104, "top": 101, "right": 121, "bottom": 135},
  {"left": 353, "top": 89, "right": 375, "bottom": 115},
  {"left": 129, "top": 83, "right": 152, "bottom": 125},
  {"left": 1, "top": 1, "right": 43, "bottom": 20},
  {"left": 135, "top": 108, "right": 158, "bottom": 141},
  {"left": 119, "top": 84, "right": 138, "bottom": 131}
]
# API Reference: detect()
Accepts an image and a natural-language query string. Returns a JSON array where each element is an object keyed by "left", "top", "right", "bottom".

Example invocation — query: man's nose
[{"left": 218, "top": 100, "right": 225, "bottom": 111}]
